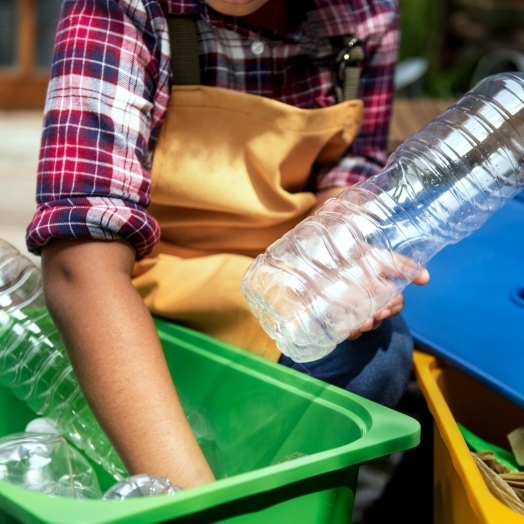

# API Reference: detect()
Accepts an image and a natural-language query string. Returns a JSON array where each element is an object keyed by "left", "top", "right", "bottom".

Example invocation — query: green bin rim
[{"left": 0, "top": 318, "right": 420, "bottom": 524}]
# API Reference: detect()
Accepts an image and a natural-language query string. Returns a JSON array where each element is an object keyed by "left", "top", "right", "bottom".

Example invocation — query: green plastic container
[{"left": 0, "top": 318, "right": 420, "bottom": 524}]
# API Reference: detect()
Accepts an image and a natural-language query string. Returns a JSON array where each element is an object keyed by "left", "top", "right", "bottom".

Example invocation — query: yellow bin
[{"left": 413, "top": 350, "right": 524, "bottom": 524}]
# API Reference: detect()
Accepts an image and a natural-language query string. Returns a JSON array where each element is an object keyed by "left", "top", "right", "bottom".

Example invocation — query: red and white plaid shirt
[{"left": 27, "top": 0, "right": 399, "bottom": 259}]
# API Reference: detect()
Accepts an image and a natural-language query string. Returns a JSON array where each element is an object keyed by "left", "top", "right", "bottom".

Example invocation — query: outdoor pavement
[{"left": 0, "top": 110, "right": 43, "bottom": 265}]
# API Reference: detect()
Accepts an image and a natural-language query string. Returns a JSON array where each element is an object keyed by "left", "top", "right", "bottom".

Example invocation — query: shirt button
[{"left": 250, "top": 40, "right": 266, "bottom": 56}]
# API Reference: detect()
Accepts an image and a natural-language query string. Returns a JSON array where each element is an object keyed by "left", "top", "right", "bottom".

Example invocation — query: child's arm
[
  {"left": 41, "top": 238, "right": 215, "bottom": 488},
  {"left": 25, "top": 0, "right": 210, "bottom": 485}
]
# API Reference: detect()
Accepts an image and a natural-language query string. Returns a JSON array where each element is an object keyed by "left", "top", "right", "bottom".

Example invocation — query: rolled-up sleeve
[{"left": 26, "top": 0, "right": 171, "bottom": 260}]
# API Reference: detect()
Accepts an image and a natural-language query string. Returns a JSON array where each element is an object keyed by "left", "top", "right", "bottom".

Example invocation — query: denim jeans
[{"left": 278, "top": 315, "right": 414, "bottom": 409}]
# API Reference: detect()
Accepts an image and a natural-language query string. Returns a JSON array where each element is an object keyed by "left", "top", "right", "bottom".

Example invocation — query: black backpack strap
[
  {"left": 333, "top": 36, "right": 365, "bottom": 102},
  {"left": 166, "top": 14, "right": 201, "bottom": 85}
]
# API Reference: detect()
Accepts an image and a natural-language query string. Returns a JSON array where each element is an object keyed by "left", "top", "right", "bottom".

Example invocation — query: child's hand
[{"left": 347, "top": 269, "right": 430, "bottom": 340}]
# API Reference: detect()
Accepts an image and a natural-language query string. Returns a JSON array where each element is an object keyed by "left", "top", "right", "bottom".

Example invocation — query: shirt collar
[
  {"left": 159, "top": 0, "right": 358, "bottom": 41},
  {"left": 159, "top": 0, "right": 250, "bottom": 37}
]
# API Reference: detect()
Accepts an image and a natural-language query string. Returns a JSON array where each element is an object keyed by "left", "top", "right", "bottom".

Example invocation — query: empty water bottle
[
  {"left": 242, "top": 72, "right": 524, "bottom": 362},
  {"left": 102, "top": 474, "right": 182, "bottom": 500},
  {"left": 0, "top": 432, "right": 101, "bottom": 498},
  {"left": 0, "top": 239, "right": 127, "bottom": 480}
]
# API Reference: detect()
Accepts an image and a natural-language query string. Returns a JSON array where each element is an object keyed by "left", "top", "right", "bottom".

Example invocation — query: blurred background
[
  {"left": 397, "top": 0, "right": 524, "bottom": 98},
  {"left": 0, "top": 0, "right": 62, "bottom": 263}
]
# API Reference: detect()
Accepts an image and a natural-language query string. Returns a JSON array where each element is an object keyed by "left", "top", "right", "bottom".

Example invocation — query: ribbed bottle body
[
  {"left": 242, "top": 72, "right": 524, "bottom": 362},
  {"left": 0, "top": 240, "right": 127, "bottom": 480}
]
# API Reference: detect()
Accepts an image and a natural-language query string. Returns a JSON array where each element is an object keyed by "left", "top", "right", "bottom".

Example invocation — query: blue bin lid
[{"left": 402, "top": 192, "right": 524, "bottom": 408}]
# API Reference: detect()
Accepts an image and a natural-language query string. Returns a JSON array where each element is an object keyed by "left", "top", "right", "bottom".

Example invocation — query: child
[{"left": 27, "top": 0, "right": 429, "bottom": 488}]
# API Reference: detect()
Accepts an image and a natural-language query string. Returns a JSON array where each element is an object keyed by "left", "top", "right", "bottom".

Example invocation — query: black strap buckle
[{"left": 335, "top": 36, "right": 364, "bottom": 87}]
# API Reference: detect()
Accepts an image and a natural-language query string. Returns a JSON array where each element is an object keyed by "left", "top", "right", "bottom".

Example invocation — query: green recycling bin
[{"left": 0, "top": 317, "right": 420, "bottom": 524}]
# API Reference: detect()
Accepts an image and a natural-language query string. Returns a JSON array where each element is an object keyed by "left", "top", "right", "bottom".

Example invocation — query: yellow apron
[{"left": 132, "top": 85, "right": 363, "bottom": 361}]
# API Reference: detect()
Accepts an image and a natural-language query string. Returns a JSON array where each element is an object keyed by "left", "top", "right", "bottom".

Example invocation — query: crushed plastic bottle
[
  {"left": 242, "top": 72, "right": 524, "bottom": 362},
  {"left": 25, "top": 418, "right": 60, "bottom": 435},
  {"left": 0, "top": 432, "right": 101, "bottom": 499},
  {"left": 102, "top": 474, "right": 182, "bottom": 500},
  {"left": 508, "top": 427, "right": 524, "bottom": 467}
]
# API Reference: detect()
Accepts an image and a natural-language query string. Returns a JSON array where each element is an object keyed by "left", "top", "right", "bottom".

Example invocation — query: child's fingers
[
  {"left": 413, "top": 268, "right": 430, "bottom": 286},
  {"left": 348, "top": 330, "right": 363, "bottom": 340},
  {"left": 347, "top": 293, "right": 405, "bottom": 341},
  {"left": 375, "top": 294, "right": 404, "bottom": 319}
]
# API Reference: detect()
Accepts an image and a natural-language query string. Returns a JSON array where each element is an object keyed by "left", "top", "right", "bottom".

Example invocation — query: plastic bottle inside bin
[
  {"left": 241, "top": 72, "right": 524, "bottom": 363},
  {"left": 0, "top": 240, "right": 227, "bottom": 483},
  {"left": 0, "top": 432, "right": 102, "bottom": 499},
  {"left": 0, "top": 239, "right": 127, "bottom": 481},
  {"left": 179, "top": 391, "right": 227, "bottom": 479},
  {"left": 102, "top": 474, "right": 182, "bottom": 500}
]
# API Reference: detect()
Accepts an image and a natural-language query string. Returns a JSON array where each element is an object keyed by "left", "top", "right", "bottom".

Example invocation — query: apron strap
[
  {"left": 333, "top": 36, "right": 365, "bottom": 103},
  {"left": 166, "top": 14, "right": 201, "bottom": 85},
  {"left": 165, "top": 15, "right": 364, "bottom": 101}
]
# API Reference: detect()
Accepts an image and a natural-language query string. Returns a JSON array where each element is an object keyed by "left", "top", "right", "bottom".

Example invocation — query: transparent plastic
[
  {"left": 179, "top": 391, "right": 227, "bottom": 479},
  {"left": 0, "top": 240, "right": 227, "bottom": 483},
  {"left": 25, "top": 417, "right": 60, "bottom": 435},
  {"left": 508, "top": 427, "right": 524, "bottom": 467},
  {"left": 0, "top": 432, "right": 101, "bottom": 498},
  {"left": 272, "top": 452, "right": 307, "bottom": 465},
  {"left": 242, "top": 72, "right": 524, "bottom": 362},
  {"left": 102, "top": 474, "right": 182, "bottom": 500},
  {"left": 0, "top": 239, "right": 127, "bottom": 480}
]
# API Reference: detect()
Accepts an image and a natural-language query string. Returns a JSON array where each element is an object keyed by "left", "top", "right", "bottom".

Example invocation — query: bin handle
[{"left": 510, "top": 287, "right": 524, "bottom": 309}]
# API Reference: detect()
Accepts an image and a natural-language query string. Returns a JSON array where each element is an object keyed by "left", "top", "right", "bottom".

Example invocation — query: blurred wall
[
  {"left": 0, "top": 0, "right": 61, "bottom": 109},
  {"left": 4, "top": 0, "right": 524, "bottom": 106},
  {"left": 399, "top": 0, "right": 524, "bottom": 98}
]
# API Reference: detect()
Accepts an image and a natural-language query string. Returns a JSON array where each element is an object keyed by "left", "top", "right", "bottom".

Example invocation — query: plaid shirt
[{"left": 27, "top": 0, "right": 399, "bottom": 260}]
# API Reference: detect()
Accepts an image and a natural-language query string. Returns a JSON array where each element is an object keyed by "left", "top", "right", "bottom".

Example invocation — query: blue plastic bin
[{"left": 403, "top": 193, "right": 524, "bottom": 407}]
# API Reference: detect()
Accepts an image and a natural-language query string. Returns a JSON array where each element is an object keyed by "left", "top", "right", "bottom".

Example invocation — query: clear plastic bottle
[
  {"left": 0, "top": 239, "right": 127, "bottom": 481},
  {"left": 179, "top": 392, "right": 227, "bottom": 479},
  {"left": 102, "top": 474, "right": 182, "bottom": 500},
  {"left": 0, "top": 240, "right": 227, "bottom": 482},
  {"left": 241, "top": 72, "right": 524, "bottom": 362},
  {"left": 0, "top": 432, "right": 102, "bottom": 499}
]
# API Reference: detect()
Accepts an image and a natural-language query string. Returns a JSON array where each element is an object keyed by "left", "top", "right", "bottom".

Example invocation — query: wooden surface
[
  {"left": 17, "top": 0, "right": 36, "bottom": 75},
  {"left": 0, "top": 76, "right": 49, "bottom": 109},
  {"left": 388, "top": 98, "right": 455, "bottom": 154}
]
